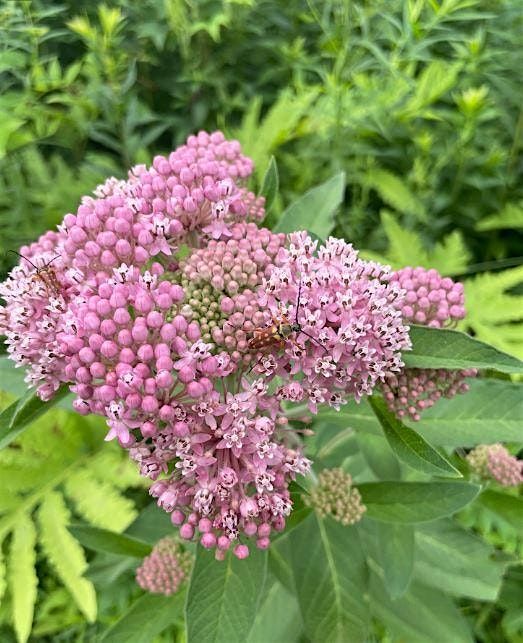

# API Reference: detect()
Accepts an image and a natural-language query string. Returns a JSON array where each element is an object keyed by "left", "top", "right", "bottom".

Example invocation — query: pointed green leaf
[
  {"left": 246, "top": 579, "right": 303, "bottom": 643},
  {"left": 478, "top": 490, "right": 523, "bottom": 531},
  {"left": 405, "top": 325, "right": 523, "bottom": 373},
  {"left": 356, "top": 432, "right": 401, "bottom": 479},
  {"left": 100, "top": 592, "right": 185, "bottom": 643},
  {"left": 274, "top": 172, "right": 345, "bottom": 238},
  {"left": 288, "top": 514, "right": 369, "bottom": 642},
  {"left": 9, "top": 513, "right": 37, "bottom": 643},
  {"left": 68, "top": 525, "right": 152, "bottom": 558},
  {"left": 186, "top": 545, "right": 267, "bottom": 643},
  {"left": 38, "top": 491, "right": 97, "bottom": 622},
  {"left": 359, "top": 482, "right": 480, "bottom": 523},
  {"left": 259, "top": 156, "right": 279, "bottom": 211},
  {"left": 377, "top": 523, "right": 414, "bottom": 599},
  {"left": 369, "top": 397, "right": 461, "bottom": 477},
  {"left": 0, "top": 385, "right": 71, "bottom": 450}
]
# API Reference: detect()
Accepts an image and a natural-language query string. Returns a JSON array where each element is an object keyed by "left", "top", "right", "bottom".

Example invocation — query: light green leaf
[
  {"left": 0, "top": 549, "right": 5, "bottom": 607},
  {"left": 359, "top": 481, "right": 480, "bottom": 523},
  {"left": 405, "top": 325, "right": 523, "bottom": 373},
  {"left": 246, "top": 579, "right": 303, "bottom": 643},
  {"left": 186, "top": 546, "right": 267, "bottom": 643},
  {"left": 377, "top": 523, "right": 414, "bottom": 599},
  {"left": 64, "top": 469, "right": 137, "bottom": 531},
  {"left": 414, "top": 520, "right": 507, "bottom": 601},
  {"left": 8, "top": 513, "right": 37, "bottom": 643},
  {"left": 366, "top": 171, "right": 425, "bottom": 219},
  {"left": 259, "top": 156, "right": 279, "bottom": 212},
  {"left": 356, "top": 432, "right": 401, "bottom": 479},
  {"left": 403, "top": 61, "right": 461, "bottom": 114},
  {"left": 430, "top": 231, "right": 471, "bottom": 275},
  {"left": 68, "top": 525, "right": 152, "bottom": 558},
  {"left": 477, "top": 201, "right": 523, "bottom": 231},
  {"left": 369, "top": 396, "right": 461, "bottom": 477},
  {"left": 478, "top": 490, "right": 523, "bottom": 532},
  {"left": 0, "top": 386, "right": 71, "bottom": 450},
  {"left": 100, "top": 592, "right": 185, "bottom": 643},
  {"left": 273, "top": 172, "right": 345, "bottom": 239},
  {"left": 288, "top": 514, "right": 369, "bottom": 642},
  {"left": 38, "top": 491, "right": 97, "bottom": 622}
]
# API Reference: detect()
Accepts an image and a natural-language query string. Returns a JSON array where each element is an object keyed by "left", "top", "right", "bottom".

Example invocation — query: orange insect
[{"left": 9, "top": 251, "right": 62, "bottom": 296}]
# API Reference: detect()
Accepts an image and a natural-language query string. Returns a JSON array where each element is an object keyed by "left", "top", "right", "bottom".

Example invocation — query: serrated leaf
[
  {"left": 259, "top": 156, "right": 278, "bottom": 211},
  {"left": 478, "top": 490, "right": 523, "bottom": 531},
  {"left": 414, "top": 520, "right": 507, "bottom": 601},
  {"left": 405, "top": 325, "right": 523, "bottom": 373},
  {"left": 273, "top": 172, "right": 345, "bottom": 238},
  {"left": 186, "top": 545, "right": 267, "bottom": 643},
  {"left": 8, "top": 513, "right": 37, "bottom": 643},
  {"left": 100, "top": 592, "right": 185, "bottom": 643},
  {"left": 369, "top": 396, "right": 461, "bottom": 477},
  {"left": 359, "top": 481, "right": 480, "bottom": 523},
  {"left": 0, "top": 385, "right": 71, "bottom": 450},
  {"left": 430, "top": 231, "right": 471, "bottom": 275},
  {"left": 377, "top": 523, "right": 414, "bottom": 599},
  {"left": 287, "top": 514, "right": 369, "bottom": 642},
  {"left": 366, "top": 171, "right": 425, "bottom": 218},
  {"left": 38, "top": 491, "right": 97, "bottom": 622},
  {"left": 64, "top": 469, "right": 137, "bottom": 531},
  {"left": 477, "top": 201, "right": 523, "bottom": 231},
  {"left": 68, "top": 525, "right": 152, "bottom": 558},
  {"left": 403, "top": 61, "right": 461, "bottom": 114}
]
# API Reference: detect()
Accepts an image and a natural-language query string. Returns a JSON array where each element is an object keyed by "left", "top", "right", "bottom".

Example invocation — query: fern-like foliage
[
  {"left": 477, "top": 201, "right": 523, "bottom": 231},
  {"left": 364, "top": 169, "right": 426, "bottom": 220},
  {"left": 0, "top": 408, "right": 142, "bottom": 642}
]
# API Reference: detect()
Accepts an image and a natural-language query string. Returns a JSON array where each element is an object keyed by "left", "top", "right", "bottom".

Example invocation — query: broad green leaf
[
  {"left": 359, "top": 481, "right": 480, "bottom": 523},
  {"left": 369, "top": 396, "right": 461, "bottom": 477},
  {"left": 64, "top": 469, "right": 137, "bottom": 531},
  {"left": 100, "top": 591, "right": 185, "bottom": 643},
  {"left": 0, "top": 385, "right": 71, "bottom": 450},
  {"left": 259, "top": 156, "right": 279, "bottom": 211},
  {"left": 377, "top": 523, "right": 414, "bottom": 599},
  {"left": 356, "top": 432, "right": 401, "bottom": 479},
  {"left": 0, "top": 356, "right": 27, "bottom": 397},
  {"left": 125, "top": 502, "right": 175, "bottom": 544},
  {"left": 9, "top": 513, "right": 37, "bottom": 643},
  {"left": 38, "top": 491, "right": 97, "bottom": 622},
  {"left": 186, "top": 545, "right": 267, "bottom": 643},
  {"left": 478, "top": 490, "right": 523, "bottom": 531},
  {"left": 414, "top": 520, "right": 507, "bottom": 601},
  {"left": 273, "top": 172, "right": 345, "bottom": 238},
  {"left": 288, "top": 514, "right": 369, "bottom": 642},
  {"left": 68, "top": 525, "right": 152, "bottom": 558},
  {"left": 369, "top": 568, "right": 473, "bottom": 643},
  {"left": 246, "top": 579, "right": 303, "bottom": 643},
  {"left": 405, "top": 325, "right": 523, "bottom": 373}
]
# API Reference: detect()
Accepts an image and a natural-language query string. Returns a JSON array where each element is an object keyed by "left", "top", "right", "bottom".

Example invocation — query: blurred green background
[{"left": 0, "top": 1, "right": 522, "bottom": 640}]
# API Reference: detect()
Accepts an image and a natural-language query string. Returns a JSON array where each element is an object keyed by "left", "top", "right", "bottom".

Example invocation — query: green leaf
[
  {"left": 246, "top": 579, "right": 303, "bottom": 643},
  {"left": 273, "top": 172, "right": 345, "bottom": 238},
  {"left": 414, "top": 520, "right": 507, "bottom": 601},
  {"left": 186, "top": 545, "right": 267, "bottom": 643},
  {"left": 365, "top": 171, "right": 425, "bottom": 219},
  {"left": 477, "top": 201, "right": 523, "bottom": 231},
  {"left": 8, "top": 514, "right": 37, "bottom": 643},
  {"left": 356, "top": 432, "right": 401, "bottom": 479},
  {"left": 0, "top": 549, "right": 6, "bottom": 607},
  {"left": 259, "top": 156, "right": 279, "bottom": 211},
  {"left": 100, "top": 592, "right": 185, "bottom": 643},
  {"left": 377, "top": 523, "right": 414, "bottom": 599},
  {"left": 38, "top": 491, "right": 97, "bottom": 622},
  {"left": 478, "top": 490, "right": 523, "bottom": 531},
  {"left": 369, "top": 396, "right": 461, "bottom": 477},
  {"left": 404, "top": 325, "right": 523, "bottom": 373},
  {"left": 125, "top": 502, "right": 175, "bottom": 544},
  {"left": 288, "top": 514, "right": 369, "bottom": 642},
  {"left": 68, "top": 525, "right": 152, "bottom": 558},
  {"left": 359, "top": 481, "right": 480, "bottom": 523},
  {"left": 403, "top": 61, "right": 461, "bottom": 114},
  {"left": 0, "top": 385, "right": 71, "bottom": 450}
]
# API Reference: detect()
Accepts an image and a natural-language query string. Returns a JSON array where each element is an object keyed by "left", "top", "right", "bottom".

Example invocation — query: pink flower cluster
[
  {"left": 136, "top": 537, "right": 192, "bottom": 595},
  {"left": 382, "top": 266, "right": 476, "bottom": 421},
  {"left": 467, "top": 444, "right": 523, "bottom": 487}
]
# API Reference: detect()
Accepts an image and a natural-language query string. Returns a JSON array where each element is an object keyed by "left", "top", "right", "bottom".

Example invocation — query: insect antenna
[
  {"left": 295, "top": 279, "right": 303, "bottom": 325},
  {"left": 297, "top": 328, "right": 329, "bottom": 353},
  {"left": 8, "top": 250, "right": 39, "bottom": 271}
]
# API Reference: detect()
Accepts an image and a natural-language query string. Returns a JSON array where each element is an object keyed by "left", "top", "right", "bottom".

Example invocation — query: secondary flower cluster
[
  {"left": 307, "top": 468, "right": 366, "bottom": 525},
  {"left": 467, "top": 444, "right": 523, "bottom": 487},
  {"left": 136, "top": 537, "right": 193, "bottom": 595},
  {"left": 0, "top": 130, "right": 486, "bottom": 558}
]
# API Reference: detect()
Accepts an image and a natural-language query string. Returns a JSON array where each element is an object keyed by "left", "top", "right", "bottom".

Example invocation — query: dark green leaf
[
  {"left": 259, "top": 156, "right": 279, "bottom": 211},
  {"left": 404, "top": 326, "right": 523, "bottom": 373},
  {"left": 369, "top": 396, "right": 461, "bottom": 477},
  {"left": 125, "top": 502, "right": 174, "bottom": 544},
  {"left": 478, "top": 490, "right": 523, "bottom": 531},
  {"left": 0, "top": 385, "right": 70, "bottom": 450},
  {"left": 100, "top": 592, "right": 185, "bottom": 643},
  {"left": 288, "top": 513, "right": 369, "bottom": 642},
  {"left": 377, "top": 523, "right": 414, "bottom": 599},
  {"left": 359, "top": 481, "right": 480, "bottom": 523},
  {"left": 246, "top": 579, "right": 303, "bottom": 643},
  {"left": 68, "top": 525, "right": 152, "bottom": 558},
  {"left": 186, "top": 545, "right": 267, "bottom": 643},
  {"left": 273, "top": 172, "right": 345, "bottom": 238}
]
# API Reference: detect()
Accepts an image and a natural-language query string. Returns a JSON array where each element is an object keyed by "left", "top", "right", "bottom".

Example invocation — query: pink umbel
[
  {"left": 467, "top": 444, "right": 523, "bottom": 487},
  {"left": 136, "top": 537, "right": 192, "bottom": 595}
]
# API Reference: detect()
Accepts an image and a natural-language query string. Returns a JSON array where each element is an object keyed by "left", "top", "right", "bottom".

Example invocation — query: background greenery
[{"left": 0, "top": 0, "right": 522, "bottom": 641}]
